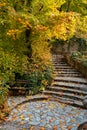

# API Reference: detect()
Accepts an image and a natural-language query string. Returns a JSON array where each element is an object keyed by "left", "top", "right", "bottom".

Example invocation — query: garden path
[{"left": 0, "top": 54, "right": 87, "bottom": 130}]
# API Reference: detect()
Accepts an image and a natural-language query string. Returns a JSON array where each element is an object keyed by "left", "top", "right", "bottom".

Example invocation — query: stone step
[
  {"left": 53, "top": 64, "right": 69, "bottom": 66},
  {"left": 54, "top": 68, "right": 78, "bottom": 71},
  {"left": 53, "top": 72, "right": 80, "bottom": 76},
  {"left": 52, "top": 82, "right": 87, "bottom": 91},
  {"left": 53, "top": 63, "right": 68, "bottom": 66},
  {"left": 50, "top": 95, "right": 83, "bottom": 105},
  {"left": 46, "top": 86, "right": 87, "bottom": 95},
  {"left": 56, "top": 74, "right": 81, "bottom": 77},
  {"left": 53, "top": 71, "right": 80, "bottom": 74},
  {"left": 54, "top": 69, "right": 79, "bottom": 73},
  {"left": 43, "top": 90, "right": 83, "bottom": 101},
  {"left": 53, "top": 59, "right": 65, "bottom": 61},
  {"left": 52, "top": 56, "right": 64, "bottom": 59},
  {"left": 54, "top": 66, "right": 73, "bottom": 69},
  {"left": 11, "top": 94, "right": 49, "bottom": 110},
  {"left": 53, "top": 62, "right": 67, "bottom": 64},
  {"left": 54, "top": 77, "right": 87, "bottom": 84},
  {"left": 52, "top": 55, "right": 63, "bottom": 57},
  {"left": 50, "top": 54, "right": 87, "bottom": 108},
  {"left": 54, "top": 65, "right": 70, "bottom": 68},
  {"left": 49, "top": 96, "right": 84, "bottom": 108},
  {"left": 58, "top": 75, "right": 81, "bottom": 78},
  {"left": 53, "top": 62, "right": 66, "bottom": 64}
]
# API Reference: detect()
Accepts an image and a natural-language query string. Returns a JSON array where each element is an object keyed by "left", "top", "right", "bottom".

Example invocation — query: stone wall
[
  {"left": 64, "top": 53, "right": 87, "bottom": 78},
  {"left": 52, "top": 42, "right": 79, "bottom": 54}
]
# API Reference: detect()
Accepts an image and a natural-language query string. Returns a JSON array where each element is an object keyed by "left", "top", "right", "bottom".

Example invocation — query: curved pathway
[{"left": 0, "top": 95, "right": 87, "bottom": 130}]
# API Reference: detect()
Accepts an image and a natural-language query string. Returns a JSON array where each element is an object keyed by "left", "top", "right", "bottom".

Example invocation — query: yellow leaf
[
  {"left": 40, "top": 127, "right": 45, "bottom": 130},
  {"left": 68, "top": 125, "right": 73, "bottom": 130},
  {"left": 53, "top": 125, "right": 57, "bottom": 130}
]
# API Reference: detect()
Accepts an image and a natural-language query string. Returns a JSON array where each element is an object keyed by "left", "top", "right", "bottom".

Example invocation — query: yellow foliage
[
  {"left": 41, "top": 79, "right": 48, "bottom": 86},
  {"left": 6, "top": 29, "right": 19, "bottom": 39},
  {"left": 0, "top": 2, "right": 6, "bottom": 6},
  {"left": 36, "top": 25, "right": 48, "bottom": 31},
  {"left": 32, "top": 41, "right": 51, "bottom": 65},
  {"left": 50, "top": 12, "right": 76, "bottom": 40}
]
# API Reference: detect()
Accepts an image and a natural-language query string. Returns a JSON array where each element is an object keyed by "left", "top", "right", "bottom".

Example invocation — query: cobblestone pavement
[{"left": 0, "top": 96, "right": 87, "bottom": 130}]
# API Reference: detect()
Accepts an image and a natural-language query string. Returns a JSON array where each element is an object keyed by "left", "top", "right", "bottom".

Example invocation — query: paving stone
[
  {"left": 45, "top": 124, "right": 52, "bottom": 129},
  {"left": 54, "top": 120, "right": 60, "bottom": 125},
  {"left": 35, "top": 116, "right": 40, "bottom": 122},
  {"left": 47, "top": 111, "right": 54, "bottom": 117},
  {"left": 65, "top": 117, "right": 71, "bottom": 123},
  {"left": 1, "top": 99, "right": 87, "bottom": 129},
  {"left": 71, "top": 127, "right": 76, "bottom": 130},
  {"left": 40, "top": 120, "right": 47, "bottom": 126},
  {"left": 29, "top": 119, "right": 40, "bottom": 125},
  {"left": 24, "top": 117, "right": 29, "bottom": 121},
  {"left": 76, "top": 117, "right": 83, "bottom": 123},
  {"left": 46, "top": 116, "right": 52, "bottom": 121},
  {"left": 41, "top": 113, "right": 47, "bottom": 119},
  {"left": 64, "top": 107, "right": 73, "bottom": 112}
]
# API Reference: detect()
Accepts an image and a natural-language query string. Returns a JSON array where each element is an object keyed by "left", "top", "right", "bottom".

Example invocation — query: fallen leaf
[
  {"left": 42, "top": 100, "right": 46, "bottom": 103},
  {"left": 30, "top": 126, "right": 35, "bottom": 130},
  {"left": 76, "top": 124, "right": 79, "bottom": 127},
  {"left": 0, "top": 126, "right": 2, "bottom": 129},
  {"left": 40, "top": 127, "right": 45, "bottom": 130},
  {"left": 58, "top": 92, "right": 63, "bottom": 96},
  {"left": 47, "top": 98, "right": 50, "bottom": 101},
  {"left": 68, "top": 125, "right": 73, "bottom": 130},
  {"left": 60, "top": 125, "right": 65, "bottom": 130},
  {"left": 49, "top": 104, "right": 55, "bottom": 109},
  {"left": 19, "top": 121, "right": 25, "bottom": 125},
  {"left": 53, "top": 125, "right": 57, "bottom": 130}
]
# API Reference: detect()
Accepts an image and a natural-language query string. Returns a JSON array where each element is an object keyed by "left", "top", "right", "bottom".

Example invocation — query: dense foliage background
[{"left": 0, "top": 0, "right": 87, "bottom": 119}]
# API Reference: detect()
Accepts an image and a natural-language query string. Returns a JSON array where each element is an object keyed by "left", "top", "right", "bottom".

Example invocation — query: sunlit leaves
[
  {"left": 45, "top": 11, "right": 76, "bottom": 40},
  {"left": 75, "top": 15, "right": 87, "bottom": 39},
  {"left": 60, "top": 0, "right": 87, "bottom": 15},
  {"left": 30, "top": 0, "right": 65, "bottom": 24},
  {"left": 0, "top": 2, "right": 6, "bottom": 7}
]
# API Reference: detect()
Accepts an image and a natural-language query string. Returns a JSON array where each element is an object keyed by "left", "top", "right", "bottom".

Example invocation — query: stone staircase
[{"left": 43, "top": 54, "right": 87, "bottom": 108}]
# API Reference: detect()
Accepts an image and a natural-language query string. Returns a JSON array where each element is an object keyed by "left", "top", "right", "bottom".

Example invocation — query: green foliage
[
  {"left": 71, "top": 51, "right": 87, "bottom": 69},
  {"left": 19, "top": 64, "right": 53, "bottom": 94},
  {"left": 75, "top": 16, "right": 87, "bottom": 39},
  {"left": 59, "top": 0, "right": 87, "bottom": 15},
  {"left": 82, "top": 60, "right": 87, "bottom": 67},
  {"left": 71, "top": 51, "right": 87, "bottom": 63},
  {"left": 71, "top": 52, "right": 83, "bottom": 59},
  {"left": 0, "top": 85, "right": 9, "bottom": 106}
]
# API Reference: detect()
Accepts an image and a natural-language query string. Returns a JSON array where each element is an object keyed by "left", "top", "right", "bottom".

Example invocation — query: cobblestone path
[{"left": 0, "top": 96, "right": 87, "bottom": 130}]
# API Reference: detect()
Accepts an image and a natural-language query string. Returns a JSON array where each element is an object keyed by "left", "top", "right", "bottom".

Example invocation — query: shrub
[
  {"left": 0, "top": 83, "right": 9, "bottom": 121},
  {"left": 17, "top": 64, "right": 53, "bottom": 94},
  {"left": 81, "top": 60, "right": 87, "bottom": 67},
  {"left": 71, "top": 51, "right": 83, "bottom": 59}
]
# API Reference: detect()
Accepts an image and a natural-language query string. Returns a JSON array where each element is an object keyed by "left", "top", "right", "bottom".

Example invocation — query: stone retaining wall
[
  {"left": 52, "top": 42, "right": 79, "bottom": 54},
  {"left": 64, "top": 53, "right": 87, "bottom": 78}
]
